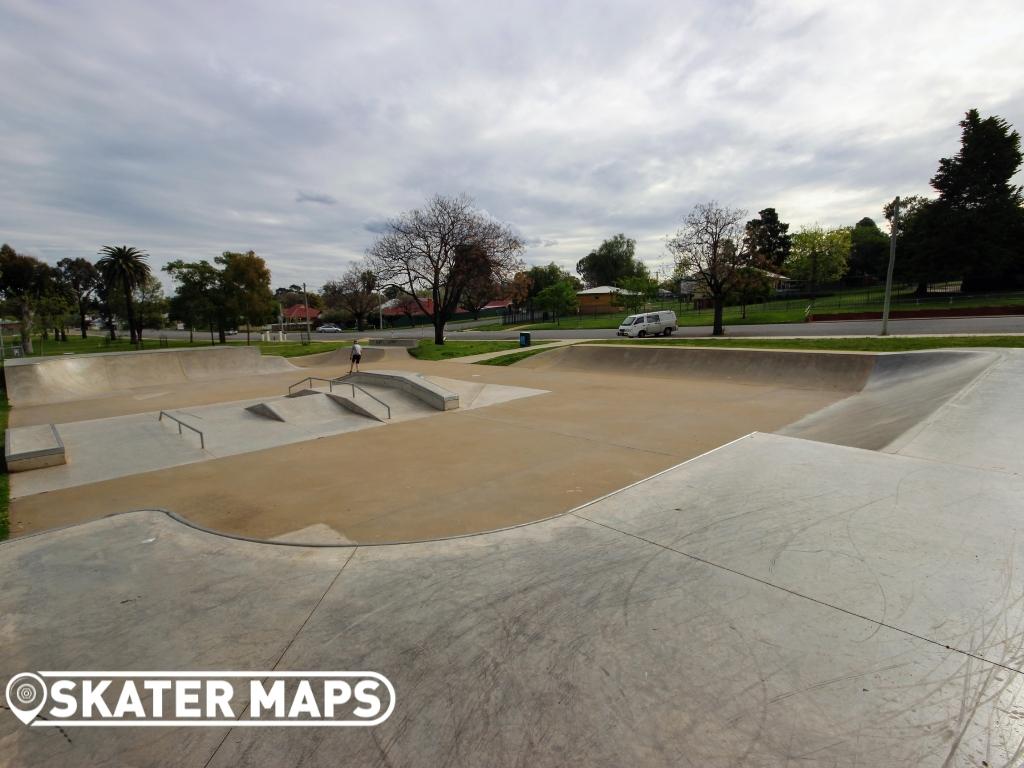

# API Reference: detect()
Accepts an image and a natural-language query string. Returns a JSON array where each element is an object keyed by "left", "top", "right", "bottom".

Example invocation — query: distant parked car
[
  {"left": 316, "top": 323, "right": 343, "bottom": 333},
  {"left": 616, "top": 311, "right": 678, "bottom": 338}
]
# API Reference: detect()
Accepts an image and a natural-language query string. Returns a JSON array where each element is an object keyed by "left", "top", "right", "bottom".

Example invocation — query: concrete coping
[
  {"left": 5, "top": 423, "right": 66, "bottom": 472},
  {"left": 363, "top": 338, "right": 419, "bottom": 348},
  {"left": 344, "top": 370, "right": 459, "bottom": 411}
]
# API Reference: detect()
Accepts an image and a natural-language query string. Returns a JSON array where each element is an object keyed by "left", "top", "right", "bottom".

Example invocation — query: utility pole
[
  {"left": 302, "top": 282, "right": 312, "bottom": 342},
  {"left": 881, "top": 196, "right": 900, "bottom": 337}
]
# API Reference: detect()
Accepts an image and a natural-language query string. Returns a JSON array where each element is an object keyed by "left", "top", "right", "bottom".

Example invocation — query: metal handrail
[
  {"left": 158, "top": 411, "right": 205, "bottom": 450},
  {"left": 287, "top": 376, "right": 340, "bottom": 395},
  {"left": 341, "top": 381, "right": 391, "bottom": 419},
  {"left": 286, "top": 376, "right": 391, "bottom": 419}
]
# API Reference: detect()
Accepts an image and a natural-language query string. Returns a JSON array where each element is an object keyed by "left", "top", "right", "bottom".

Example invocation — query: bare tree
[
  {"left": 367, "top": 194, "right": 525, "bottom": 344},
  {"left": 666, "top": 201, "right": 748, "bottom": 336},
  {"left": 322, "top": 263, "right": 380, "bottom": 331}
]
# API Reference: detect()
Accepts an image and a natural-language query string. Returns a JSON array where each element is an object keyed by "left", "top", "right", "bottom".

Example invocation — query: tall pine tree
[{"left": 929, "top": 110, "right": 1024, "bottom": 291}]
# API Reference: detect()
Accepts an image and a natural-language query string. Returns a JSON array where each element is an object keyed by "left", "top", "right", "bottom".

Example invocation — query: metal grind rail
[
  {"left": 288, "top": 376, "right": 343, "bottom": 395},
  {"left": 287, "top": 376, "right": 392, "bottom": 419},
  {"left": 158, "top": 411, "right": 205, "bottom": 450}
]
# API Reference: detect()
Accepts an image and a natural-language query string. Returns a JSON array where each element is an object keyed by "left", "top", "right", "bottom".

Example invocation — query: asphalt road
[{"left": 141, "top": 314, "right": 1024, "bottom": 344}]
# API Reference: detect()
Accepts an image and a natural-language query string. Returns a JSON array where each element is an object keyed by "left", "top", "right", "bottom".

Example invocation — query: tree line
[
  {"left": 666, "top": 108, "right": 1024, "bottom": 334},
  {"left": 0, "top": 245, "right": 276, "bottom": 354},
  {"left": 4, "top": 109, "right": 1018, "bottom": 348}
]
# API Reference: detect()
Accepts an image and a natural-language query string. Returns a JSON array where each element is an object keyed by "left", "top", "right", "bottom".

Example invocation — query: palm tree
[{"left": 97, "top": 245, "right": 151, "bottom": 343}]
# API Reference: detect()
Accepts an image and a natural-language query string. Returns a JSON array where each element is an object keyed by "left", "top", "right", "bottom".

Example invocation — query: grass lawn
[
  {"left": 584, "top": 336, "right": 1024, "bottom": 353},
  {"left": 235, "top": 340, "right": 350, "bottom": 357},
  {"left": 408, "top": 339, "right": 521, "bottom": 360},
  {"left": 474, "top": 347, "right": 556, "bottom": 366},
  {"left": 517, "top": 286, "right": 1024, "bottom": 331},
  {"left": 0, "top": 390, "right": 9, "bottom": 540}
]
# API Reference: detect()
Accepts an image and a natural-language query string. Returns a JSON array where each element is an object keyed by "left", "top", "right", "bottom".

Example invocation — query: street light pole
[
  {"left": 880, "top": 196, "right": 900, "bottom": 337},
  {"left": 302, "top": 282, "right": 312, "bottom": 342}
]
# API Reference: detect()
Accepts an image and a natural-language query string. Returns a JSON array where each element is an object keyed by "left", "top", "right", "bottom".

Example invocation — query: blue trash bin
[{"left": 519, "top": 332, "right": 531, "bottom": 348}]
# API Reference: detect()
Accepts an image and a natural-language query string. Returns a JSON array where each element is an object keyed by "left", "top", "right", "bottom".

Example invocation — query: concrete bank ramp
[
  {"left": 519, "top": 343, "right": 875, "bottom": 391},
  {"left": 780, "top": 349, "right": 998, "bottom": 450},
  {"left": 246, "top": 390, "right": 389, "bottom": 424},
  {"left": 3, "top": 346, "right": 297, "bottom": 406}
]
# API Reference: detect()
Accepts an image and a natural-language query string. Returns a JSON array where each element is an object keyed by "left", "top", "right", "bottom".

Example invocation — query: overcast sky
[{"left": 1, "top": 0, "right": 1022, "bottom": 288}]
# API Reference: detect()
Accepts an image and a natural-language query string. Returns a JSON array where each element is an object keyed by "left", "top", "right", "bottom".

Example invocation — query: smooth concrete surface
[
  {"left": 7, "top": 353, "right": 841, "bottom": 541},
  {"left": 4, "top": 344, "right": 1024, "bottom": 765},
  {"left": 9, "top": 378, "right": 545, "bottom": 498},
  {"left": 3, "top": 346, "right": 297, "bottom": 407},
  {"left": 780, "top": 349, "right": 999, "bottom": 449},
  {"left": 3, "top": 429, "right": 1024, "bottom": 766},
  {"left": 345, "top": 369, "right": 461, "bottom": 410},
  {"left": 885, "top": 348, "right": 1024, "bottom": 475}
]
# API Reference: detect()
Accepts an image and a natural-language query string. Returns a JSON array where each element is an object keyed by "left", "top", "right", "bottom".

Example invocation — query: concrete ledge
[
  {"left": 5, "top": 424, "right": 66, "bottom": 472},
  {"left": 345, "top": 370, "right": 459, "bottom": 410}
]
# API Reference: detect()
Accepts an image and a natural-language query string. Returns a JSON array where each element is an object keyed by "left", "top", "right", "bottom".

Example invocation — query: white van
[{"left": 616, "top": 311, "right": 678, "bottom": 338}]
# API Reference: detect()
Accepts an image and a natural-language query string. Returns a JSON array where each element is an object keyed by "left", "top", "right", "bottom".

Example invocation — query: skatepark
[{"left": 2, "top": 339, "right": 1024, "bottom": 765}]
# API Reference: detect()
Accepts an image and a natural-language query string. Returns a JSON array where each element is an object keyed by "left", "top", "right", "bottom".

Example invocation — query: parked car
[
  {"left": 616, "top": 311, "right": 678, "bottom": 338},
  {"left": 316, "top": 323, "right": 344, "bottom": 333}
]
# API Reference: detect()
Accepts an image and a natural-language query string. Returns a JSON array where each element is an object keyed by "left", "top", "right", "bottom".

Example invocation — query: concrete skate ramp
[
  {"left": 780, "top": 349, "right": 998, "bottom": 450},
  {"left": 520, "top": 343, "right": 875, "bottom": 391},
  {"left": 3, "top": 346, "right": 298, "bottom": 407},
  {"left": 290, "top": 345, "right": 410, "bottom": 368}
]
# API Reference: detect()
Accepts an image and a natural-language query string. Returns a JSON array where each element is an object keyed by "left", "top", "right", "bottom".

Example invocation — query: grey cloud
[
  {"left": 296, "top": 191, "right": 338, "bottom": 205},
  {"left": 0, "top": 0, "right": 1021, "bottom": 289}
]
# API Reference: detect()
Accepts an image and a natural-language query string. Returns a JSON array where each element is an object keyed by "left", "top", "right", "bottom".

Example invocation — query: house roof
[
  {"left": 282, "top": 305, "right": 321, "bottom": 320},
  {"left": 577, "top": 285, "right": 639, "bottom": 295}
]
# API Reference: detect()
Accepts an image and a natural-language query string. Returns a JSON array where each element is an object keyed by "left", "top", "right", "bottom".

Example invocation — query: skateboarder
[{"left": 350, "top": 341, "right": 362, "bottom": 373}]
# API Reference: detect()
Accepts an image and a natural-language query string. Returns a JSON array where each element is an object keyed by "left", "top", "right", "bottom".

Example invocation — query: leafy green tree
[
  {"left": 929, "top": 110, "right": 1024, "bottom": 291},
  {"left": 274, "top": 284, "right": 322, "bottom": 309},
  {"left": 847, "top": 218, "right": 890, "bottom": 283},
  {"left": 883, "top": 196, "right": 937, "bottom": 295},
  {"left": 535, "top": 280, "right": 579, "bottom": 326},
  {"left": 785, "top": 226, "right": 851, "bottom": 289},
  {"left": 614, "top": 275, "right": 658, "bottom": 314},
  {"left": 0, "top": 244, "right": 57, "bottom": 354},
  {"left": 728, "top": 267, "right": 774, "bottom": 319},
  {"left": 165, "top": 260, "right": 220, "bottom": 343},
  {"left": 576, "top": 234, "right": 647, "bottom": 287},
  {"left": 322, "top": 264, "right": 379, "bottom": 331},
  {"left": 135, "top": 274, "right": 167, "bottom": 332},
  {"left": 744, "top": 208, "right": 791, "bottom": 270},
  {"left": 97, "top": 245, "right": 151, "bottom": 343},
  {"left": 217, "top": 251, "right": 275, "bottom": 344},
  {"left": 56, "top": 257, "right": 101, "bottom": 338}
]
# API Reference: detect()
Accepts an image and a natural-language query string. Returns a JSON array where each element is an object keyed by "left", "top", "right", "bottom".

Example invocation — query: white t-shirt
[{"left": 352, "top": 343, "right": 362, "bottom": 356}]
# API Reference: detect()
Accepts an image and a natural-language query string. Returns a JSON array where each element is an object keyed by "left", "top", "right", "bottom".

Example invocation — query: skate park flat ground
[
  {"left": 5, "top": 343, "right": 1024, "bottom": 765},
  {"left": 6, "top": 343, "right": 858, "bottom": 542}
]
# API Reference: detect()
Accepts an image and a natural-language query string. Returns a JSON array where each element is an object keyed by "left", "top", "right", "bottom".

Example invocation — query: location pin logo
[{"left": 5, "top": 673, "right": 47, "bottom": 725}]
